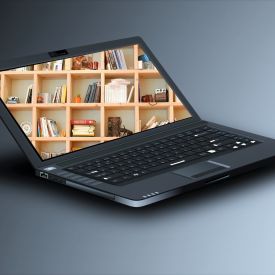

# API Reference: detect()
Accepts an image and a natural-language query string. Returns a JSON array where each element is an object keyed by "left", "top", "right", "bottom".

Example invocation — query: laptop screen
[{"left": 0, "top": 43, "right": 192, "bottom": 160}]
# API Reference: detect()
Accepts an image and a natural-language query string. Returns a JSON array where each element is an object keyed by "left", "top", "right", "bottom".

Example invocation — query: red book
[{"left": 71, "top": 119, "right": 96, "bottom": 125}]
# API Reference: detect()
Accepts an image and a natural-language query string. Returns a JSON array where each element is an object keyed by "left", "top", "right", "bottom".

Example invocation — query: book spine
[
  {"left": 70, "top": 119, "right": 96, "bottom": 125},
  {"left": 47, "top": 119, "right": 54, "bottom": 137},
  {"left": 84, "top": 85, "right": 92, "bottom": 103},
  {"left": 114, "top": 49, "right": 122, "bottom": 69},
  {"left": 61, "top": 84, "right": 67, "bottom": 103},
  {"left": 112, "top": 50, "right": 120, "bottom": 69},
  {"left": 94, "top": 83, "right": 101, "bottom": 103},
  {"left": 88, "top": 83, "right": 96, "bottom": 103},
  {"left": 108, "top": 50, "right": 117, "bottom": 70},
  {"left": 119, "top": 49, "right": 127, "bottom": 69}
]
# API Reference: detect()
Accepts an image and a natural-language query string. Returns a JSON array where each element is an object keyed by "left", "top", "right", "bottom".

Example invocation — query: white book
[
  {"left": 127, "top": 85, "right": 134, "bottom": 103},
  {"left": 41, "top": 117, "right": 49, "bottom": 137}
]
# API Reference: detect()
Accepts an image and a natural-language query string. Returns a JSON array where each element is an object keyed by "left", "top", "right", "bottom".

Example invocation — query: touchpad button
[{"left": 172, "top": 161, "right": 226, "bottom": 179}]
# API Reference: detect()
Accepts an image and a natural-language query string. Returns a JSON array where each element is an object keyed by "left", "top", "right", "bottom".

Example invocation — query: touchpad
[{"left": 172, "top": 161, "right": 226, "bottom": 179}]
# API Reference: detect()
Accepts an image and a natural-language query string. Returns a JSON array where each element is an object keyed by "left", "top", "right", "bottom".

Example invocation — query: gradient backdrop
[{"left": 1, "top": 1, "right": 275, "bottom": 274}]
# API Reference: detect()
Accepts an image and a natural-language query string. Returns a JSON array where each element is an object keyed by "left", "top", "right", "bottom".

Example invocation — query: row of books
[
  {"left": 71, "top": 119, "right": 96, "bottom": 137},
  {"left": 41, "top": 60, "right": 64, "bottom": 71},
  {"left": 105, "top": 49, "right": 127, "bottom": 70},
  {"left": 12, "top": 66, "right": 34, "bottom": 72},
  {"left": 38, "top": 117, "right": 60, "bottom": 137},
  {"left": 104, "top": 79, "right": 134, "bottom": 103},
  {"left": 84, "top": 82, "right": 101, "bottom": 103},
  {"left": 37, "top": 84, "right": 67, "bottom": 103}
]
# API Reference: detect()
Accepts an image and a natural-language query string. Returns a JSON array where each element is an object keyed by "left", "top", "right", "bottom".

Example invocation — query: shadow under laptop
[{"left": 1, "top": 150, "right": 275, "bottom": 217}]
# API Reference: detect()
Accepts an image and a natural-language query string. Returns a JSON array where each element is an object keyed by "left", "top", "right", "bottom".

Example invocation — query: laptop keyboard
[{"left": 66, "top": 126, "right": 260, "bottom": 185}]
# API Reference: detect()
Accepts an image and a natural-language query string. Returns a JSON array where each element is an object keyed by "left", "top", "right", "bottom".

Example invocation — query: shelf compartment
[
  {"left": 104, "top": 46, "right": 134, "bottom": 70},
  {"left": 36, "top": 108, "right": 67, "bottom": 137},
  {"left": 71, "top": 74, "right": 101, "bottom": 103},
  {"left": 36, "top": 74, "right": 67, "bottom": 104},
  {"left": 10, "top": 109, "right": 33, "bottom": 137},
  {"left": 70, "top": 108, "right": 101, "bottom": 137},
  {"left": 1, "top": 74, "right": 34, "bottom": 104},
  {"left": 35, "top": 141, "right": 66, "bottom": 160},
  {"left": 138, "top": 78, "right": 169, "bottom": 102},
  {"left": 104, "top": 108, "right": 135, "bottom": 136},
  {"left": 104, "top": 75, "right": 135, "bottom": 104},
  {"left": 71, "top": 52, "right": 102, "bottom": 70},
  {"left": 70, "top": 141, "right": 101, "bottom": 152},
  {"left": 139, "top": 108, "right": 169, "bottom": 132}
]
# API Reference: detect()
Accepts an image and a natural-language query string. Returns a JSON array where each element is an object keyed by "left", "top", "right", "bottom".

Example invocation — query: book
[
  {"left": 94, "top": 83, "right": 101, "bottom": 103},
  {"left": 61, "top": 84, "right": 67, "bottom": 103},
  {"left": 38, "top": 117, "right": 59, "bottom": 137},
  {"left": 87, "top": 83, "right": 96, "bottom": 103},
  {"left": 70, "top": 119, "right": 96, "bottom": 125},
  {"left": 24, "top": 84, "right": 33, "bottom": 104},
  {"left": 104, "top": 79, "right": 131, "bottom": 103},
  {"left": 84, "top": 85, "right": 92, "bottom": 103},
  {"left": 127, "top": 85, "right": 134, "bottom": 103}
]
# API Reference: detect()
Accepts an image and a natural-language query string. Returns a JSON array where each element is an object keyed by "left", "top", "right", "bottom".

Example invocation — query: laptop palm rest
[{"left": 172, "top": 161, "right": 228, "bottom": 179}]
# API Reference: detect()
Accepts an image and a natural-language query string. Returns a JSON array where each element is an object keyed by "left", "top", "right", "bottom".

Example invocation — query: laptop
[{"left": 1, "top": 36, "right": 275, "bottom": 207}]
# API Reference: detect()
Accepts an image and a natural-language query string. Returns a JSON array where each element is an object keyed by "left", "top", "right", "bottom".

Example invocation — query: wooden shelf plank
[
  {"left": 70, "top": 103, "right": 102, "bottom": 109},
  {"left": 138, "top": 102, "right": 170, "bottom": 109},
  {"left": 6, "top": 104, "right": 33, "bottom": 109},
  {"left": 2, "top": 71, "right": 34, "bottom": 79},
  {"left": 138, "top": 70, "right": 160, "bottom": 79},
  {"left": 36, "top": 103, "right": 67, "bottom": 109},
  {"left": 69, "top": 137, "right": 102, "bottom": 141},
  {"left": 34, "top": 137, "right": 67, "bottom": 141},
  {"left": 103, "top": 103, "right": 136, "bottom": 109}
]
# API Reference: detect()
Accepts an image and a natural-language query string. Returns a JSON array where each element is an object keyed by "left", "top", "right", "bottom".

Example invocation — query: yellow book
[{"left": 61, "top": 84, "right": 67, "bottom": 103}]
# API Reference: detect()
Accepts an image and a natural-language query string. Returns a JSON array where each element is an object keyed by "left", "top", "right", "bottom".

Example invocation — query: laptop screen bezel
[{"left": 0, "top": 36, "right": 201, "bottom": 169}]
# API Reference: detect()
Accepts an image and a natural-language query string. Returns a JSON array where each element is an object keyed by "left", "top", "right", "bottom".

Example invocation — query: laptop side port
[{"left": 40, "top": 172, "right": 48, "bottom": 179}]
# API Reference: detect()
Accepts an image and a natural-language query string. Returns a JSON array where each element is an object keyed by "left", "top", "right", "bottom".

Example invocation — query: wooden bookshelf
[{"left": 0, "top": 44, "right": 191, "bottom": 158}]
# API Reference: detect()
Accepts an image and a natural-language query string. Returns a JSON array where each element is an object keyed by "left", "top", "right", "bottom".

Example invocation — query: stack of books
[
  {"left": 71, "top": 119, "right": 96, "bottom": 137},
  {"left": 105, "top": 49, "right": 127, "bottom": 70},
  {"left": 37, "top": 117, "right": 59, "bottom": 137},
  {"left": 84, "top": 82, "right": 101, "bottom": 103},
  {"left": 105, "top": 79, "right": 134, "bottom": 103}
]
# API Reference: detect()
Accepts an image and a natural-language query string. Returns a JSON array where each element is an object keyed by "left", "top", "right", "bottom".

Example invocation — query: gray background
[{"left": 1, "top": 0, "right": 275, "bottom": 274}]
